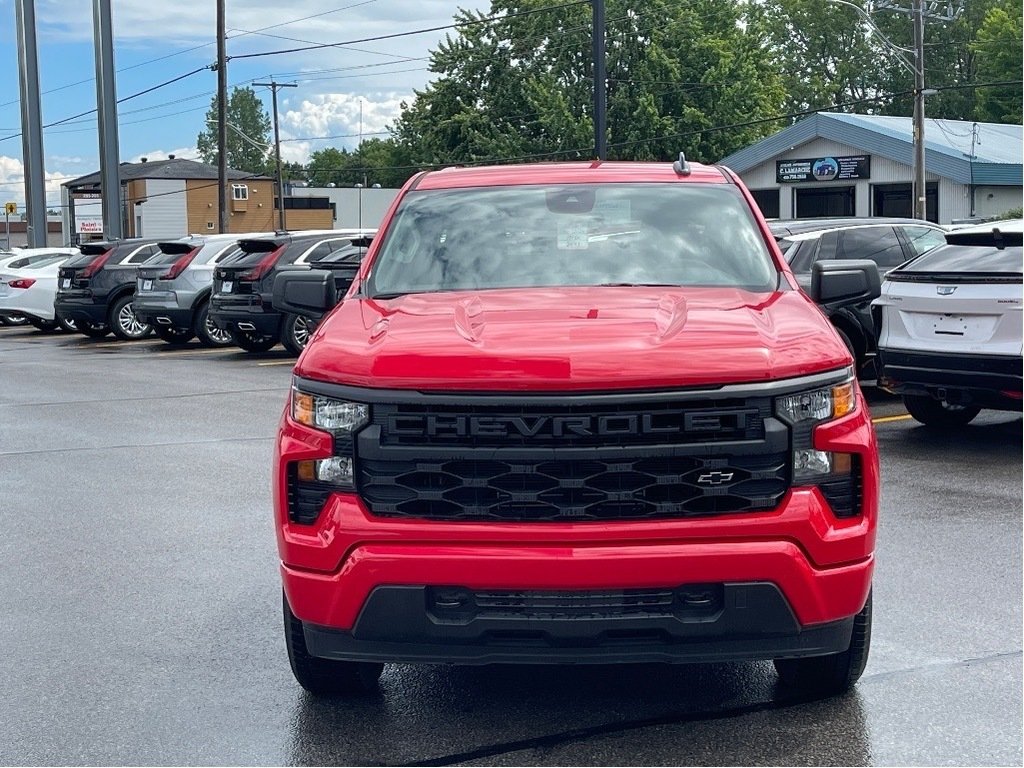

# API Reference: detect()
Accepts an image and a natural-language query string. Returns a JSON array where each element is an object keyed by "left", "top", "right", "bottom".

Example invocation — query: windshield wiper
[{"left": 592, "top": 282, "right": 682, "bottom": 288}]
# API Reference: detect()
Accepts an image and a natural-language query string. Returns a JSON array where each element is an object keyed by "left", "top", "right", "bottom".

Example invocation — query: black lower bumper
[
  {"left": 208, "top": 297, "right": 280, "bottom": 335},
  {"left": 301, "top": 583, "right": 855, "bottom": 665},
  {"left": 878, "top": 347, "right": 1023, "bottom": 409},
  {"left": 54, "top": 297, "right": 106, "bottom": 327},
  {"left": 133, "top": 305, "right": 193, "bottom": 329}
]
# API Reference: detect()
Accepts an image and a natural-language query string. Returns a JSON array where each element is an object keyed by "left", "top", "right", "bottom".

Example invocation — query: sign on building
[
  {"left": 73, "top": 194, "right": 104, "bottom": 234},
  {"left": 776, "top": 155, "right": 870, "bottom": 184}
]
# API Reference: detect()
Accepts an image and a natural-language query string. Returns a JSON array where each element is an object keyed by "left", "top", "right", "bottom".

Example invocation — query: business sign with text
[{"left": 776, "top": 155, "right": 870, "bottom": 184}]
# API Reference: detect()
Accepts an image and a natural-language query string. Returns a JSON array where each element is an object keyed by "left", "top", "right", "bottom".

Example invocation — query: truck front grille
[{"left": 358, "top": 452, "right": 788, "bottom": 522}]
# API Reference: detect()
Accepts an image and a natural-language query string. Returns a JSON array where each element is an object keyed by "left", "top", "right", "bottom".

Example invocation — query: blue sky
[{"left": 0, "top": 0, "right": 489, "bottom": 209}]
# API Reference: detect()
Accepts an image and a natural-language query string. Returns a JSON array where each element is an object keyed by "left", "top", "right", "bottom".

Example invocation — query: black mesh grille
[
  {"left": 818, "top": 457, "right": 863, "bottom": 518},
  {"left": 358, "top": 452, "right": 788, "bottom": 522},
  {"left": 286, "top": 463, "right": 334, "bottom": 525},
  {"left": 428, "top": 584, "right": 723, "bottom": 620}
]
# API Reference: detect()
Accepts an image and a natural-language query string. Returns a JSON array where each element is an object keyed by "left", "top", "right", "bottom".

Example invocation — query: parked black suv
[
  {"left": 769, "top": 219, "right": 946, "bottom": 375},
  {"left": 272, "top": 237, "right": 371, "bottom": 354},
  {"left": 209, "top": 231, "right": 372, "bottom": 352},
  {"left": 54, "top": 239, "right": 166, "bottom": 339}
]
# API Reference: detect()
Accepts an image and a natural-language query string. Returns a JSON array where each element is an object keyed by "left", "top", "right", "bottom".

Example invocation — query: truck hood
[{"left": 296, "top": 287, "right": 851, "bottom": 391}]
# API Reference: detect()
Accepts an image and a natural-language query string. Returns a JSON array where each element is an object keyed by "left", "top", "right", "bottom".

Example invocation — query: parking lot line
[
  {"left": 256, "top": 360, "right": 295, "bottom": 367},
  {"left": 872, "top": 414, "right": 913, "bottom": 424}
]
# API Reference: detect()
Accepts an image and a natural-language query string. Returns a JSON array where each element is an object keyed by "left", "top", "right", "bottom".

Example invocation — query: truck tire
[
  {"left": 774, "top": 592, "right": 871, "bottom": 696},
  {"left": 283, "top": 593, "right": 383, "bottom": 697},
  {"left": 28, "top": 317, "right": 59, "bottom": 333},
  {"left": 903, "top": 394, "right": 980, "bottom": 427}
]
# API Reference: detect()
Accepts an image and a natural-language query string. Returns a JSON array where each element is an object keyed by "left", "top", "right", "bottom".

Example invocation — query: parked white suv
[{"left": 874, "top": 219, "right": 1023, "bottom": 426}]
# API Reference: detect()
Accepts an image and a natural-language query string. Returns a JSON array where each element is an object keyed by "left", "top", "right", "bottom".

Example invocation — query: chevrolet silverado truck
[{"left": 272, "top": 157, "right": 881, "bottom": 697}]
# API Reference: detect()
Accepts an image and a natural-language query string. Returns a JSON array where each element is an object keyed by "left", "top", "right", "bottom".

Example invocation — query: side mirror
[
  {"left": 810, "top": 259, "right": 881, "bottom": 306},
  {"left": 272, "top": 270, "right": 337, "bottom": 320}
]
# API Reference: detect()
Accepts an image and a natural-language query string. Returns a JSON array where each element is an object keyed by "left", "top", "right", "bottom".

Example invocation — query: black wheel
[
  {"left": 1, "top": 314, "right": 28, "bottom": 326},
  {"left": 27, "top": 317, "right": 60, "bottom": 333},
  {"left": 155, "top": 325, "right": 195, "bottom": 345},
  {"left": 193, "top": 302, "right": 234, "bottom": 348},
  {"left": 57, "top": 316, "right": 79, "bottom": 333},
  {"left": 230, "top": 328, "right": 278, "bottom": 353},
  {"left": 78, "top": 322, "right": 110, "bottom": 339},
  {"left": 109, "top": 295, "right": 152, "bottom": 340},
  {"left": 280, "top": 313, "right": 315, "bottom": 355},
  {"left": 774, "top": 592, "right": 872, "bottom": 696},
  {"left": 283, "top": 593, "right": 383, "bottom": 697},
  {"left": 903, "top": 394, "right": 980, "bottom": 427}
]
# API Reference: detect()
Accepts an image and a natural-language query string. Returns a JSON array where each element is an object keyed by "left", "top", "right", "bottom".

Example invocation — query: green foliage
[
  {"left": 390, "top": 0, "right": 786, "bottom": 166},
  {"left": 972, "top": 3, "right": 1023, "bottom": 123},
  {"left": 305, "top": 140, "right": 413, "bottom": 188},
  {"left": 196, "top": 87, "right": 273, "bottom": 175}
]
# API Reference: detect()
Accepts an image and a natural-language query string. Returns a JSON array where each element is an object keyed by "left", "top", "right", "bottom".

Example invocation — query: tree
[
  {"left": 196, "top": 87, "right": 273, "bottom": 175},
  {"left": 972, "top": 3, "right": 1023, "bottom": 123},
  {"left": 305, "top": 140, "right": 414, "bottom": 188},
  {"left": 391, "top": 0, "right": 786, "bottom": 166}
]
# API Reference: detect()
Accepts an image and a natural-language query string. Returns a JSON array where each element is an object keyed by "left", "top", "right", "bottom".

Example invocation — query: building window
[{"left": 232, "top": 184, "right": 249, "bottom": 201}]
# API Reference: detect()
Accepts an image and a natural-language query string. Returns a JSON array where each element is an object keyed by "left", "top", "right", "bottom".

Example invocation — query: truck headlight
[
  {"left": 291, "top": 388, "right": 369, "bottom": 434},
  {"left": 775, "top": 379, "right": 856, "bottom": 424},
  {"left": 775, "top": 373, "right": 860, "bottom": 500}
]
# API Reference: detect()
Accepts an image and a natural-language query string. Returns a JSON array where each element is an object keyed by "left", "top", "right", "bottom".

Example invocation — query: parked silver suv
[{"left": 133, "top": 233, "right": 273, "bottom": 346}]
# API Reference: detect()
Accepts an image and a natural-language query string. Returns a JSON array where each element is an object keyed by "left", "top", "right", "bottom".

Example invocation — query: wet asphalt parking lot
[{"left": 0, "top": 324, "right": 1020, "bottom": 766}]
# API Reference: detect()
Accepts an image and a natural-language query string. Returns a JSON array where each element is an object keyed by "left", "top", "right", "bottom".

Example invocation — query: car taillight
[
  {"left": 240, "top": 245, "right": 286, "bottom": 281},
  {"left": 8, "top": 278, "right": 35, "bottom": 289},
  {"left": 160, "top": 247, "right": 200, "bottom": 280},
  {"left": 81, "top": 249, "right": 113, "bottom": 278}
]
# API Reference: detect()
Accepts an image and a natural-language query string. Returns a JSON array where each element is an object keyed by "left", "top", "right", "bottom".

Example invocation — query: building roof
[
  {"left": 719, "top": 112, "right": 1022, "bottom": 186},
  {"left": 64, "top": 158, "right": 272, "bottom": 188}
]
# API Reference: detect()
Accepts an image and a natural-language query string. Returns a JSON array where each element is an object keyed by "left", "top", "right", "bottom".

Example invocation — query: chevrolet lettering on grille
[{"left": 387, "top": 410, "right": 757, "bottom": 439}]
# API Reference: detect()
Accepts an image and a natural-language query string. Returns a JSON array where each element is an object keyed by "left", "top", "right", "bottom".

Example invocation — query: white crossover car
[
  {"left": 874, "top": 220, "right": 1023, "bottom": 426},
  {"left": 0, "top": 248, "right": 80, "bottom": 331}
]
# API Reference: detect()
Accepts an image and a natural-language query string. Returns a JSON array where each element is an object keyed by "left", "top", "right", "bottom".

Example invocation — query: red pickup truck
[{"left": 272, "top": 158, "right": 880, "bottom": 697}]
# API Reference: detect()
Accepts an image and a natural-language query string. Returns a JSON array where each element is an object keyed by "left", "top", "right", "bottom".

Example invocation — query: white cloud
[
  {"left": 279, "top": 92, "right": 406, "bottom": 159},
  {"left": 0, "top": 155, "right": 78, "bottom": 210}
]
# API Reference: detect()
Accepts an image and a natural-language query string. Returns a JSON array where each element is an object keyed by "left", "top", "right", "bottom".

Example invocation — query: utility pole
[
  {"left": 14, "top": 0, "right": 47, "bottom": 248},
  {"left": 911, "top": 0, "right": 926, "bottom": 220},
  {"left": 592, "top": 0, "right": 606, "bottom": 160},
  {"left": 253, "top": 81, "right": 296, "bottom": 231},
  {"left": 92, "top": 0, "right": 123, "bottom": 239},
  {"left": 216, "top": 0, "right": 228, "bottom": 233},
  {"left": 871, "top": 0, "right": 963, "bottom": 220}
]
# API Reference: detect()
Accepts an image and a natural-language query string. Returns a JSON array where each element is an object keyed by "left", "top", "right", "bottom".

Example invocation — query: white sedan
[
  {"left": 874, "top": 219, "right": 1023, "bottom": 426},
  {"left": 0, "top": 248, "right": 80, "bottom": 332}
]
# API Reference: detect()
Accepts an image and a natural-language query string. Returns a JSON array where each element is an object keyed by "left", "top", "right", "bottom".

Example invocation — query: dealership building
[{"left": 720, "top": 112, "right": 1022, "bottom": 224}]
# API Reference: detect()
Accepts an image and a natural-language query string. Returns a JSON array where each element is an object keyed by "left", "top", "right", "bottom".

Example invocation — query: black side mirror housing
[
  {"left": 810, "top": 259, "right": 882, "bottom": 306},
  {"left": 272, "top": 270, "right": 338, "bottom": 320}
]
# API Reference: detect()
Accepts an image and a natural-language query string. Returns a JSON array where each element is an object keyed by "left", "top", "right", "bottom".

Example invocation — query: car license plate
[
  {"left": 61, "top": 278, "right": 70, "bottom": 289},
  {"left": 142, "top": 279, "right": 153, "bottom": 291},
  {"left": 221, "top": 280, "right": 233, "bottom": 293}
]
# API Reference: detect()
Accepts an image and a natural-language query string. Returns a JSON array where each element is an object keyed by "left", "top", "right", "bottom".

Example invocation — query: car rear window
[
  {"left": 367, "top": 184, "right": 777, "bottom": 297},
  {"left": 147, "top": 242, "right": 198, "bottom": 265},
  {"left": 899, "top": 243, "right": 1023, "bottom": 275}
]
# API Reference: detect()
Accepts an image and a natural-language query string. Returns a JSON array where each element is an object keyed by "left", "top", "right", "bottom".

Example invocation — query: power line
[{"left": 229, "top": 1, "right": 591, "bottom": 61}]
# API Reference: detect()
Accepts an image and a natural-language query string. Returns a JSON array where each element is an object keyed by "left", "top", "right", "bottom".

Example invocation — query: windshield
[{"left": 367, "top": 184, "right": 777, "bottom": 297}]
